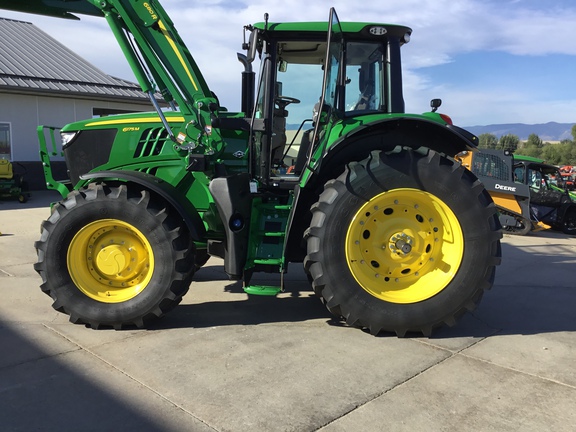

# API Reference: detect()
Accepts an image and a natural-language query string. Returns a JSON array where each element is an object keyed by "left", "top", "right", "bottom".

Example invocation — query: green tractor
[
  {"left": 1, "top": 0, "right": 501, "bottom": 336},
  {"left": 0, "top": 159, "right": 28, "bottom": 203}
]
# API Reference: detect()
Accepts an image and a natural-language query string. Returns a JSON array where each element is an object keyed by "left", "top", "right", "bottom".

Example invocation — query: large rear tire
[
  {"left": 34, "top": 184, "right": 195, "bottom": 329},
  {"left": 304, "top": 148, "right": 502, "bottom": 336}
]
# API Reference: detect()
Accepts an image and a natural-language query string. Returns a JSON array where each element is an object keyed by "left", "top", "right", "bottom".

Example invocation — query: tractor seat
[{"left": 0, "top": 159, "right": 14, "bottom": 179}]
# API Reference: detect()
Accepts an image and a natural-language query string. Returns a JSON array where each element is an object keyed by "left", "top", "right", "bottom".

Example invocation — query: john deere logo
[
  {"left": 369, "top": 27, "right": 387, "bottom": 36},
  {"left": 495, "top": 184, "right": 516, "bottom": 192}
]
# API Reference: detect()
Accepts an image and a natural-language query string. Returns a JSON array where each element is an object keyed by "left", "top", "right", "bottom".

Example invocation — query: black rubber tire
[
  {"left": 194, "top": 249, "right": 211, "bottom": 270},
  {"left": 500, "top": 212, "right": 531, "bottom": 236},
  {"left": 304, "top": 148, "right": 502, "bottom": 337},
  {"left": 561, "top": 207, "right": 576, "bottom": 235},
  {"left": 34, "top": 184, "right": 195, "bottom": 329}
]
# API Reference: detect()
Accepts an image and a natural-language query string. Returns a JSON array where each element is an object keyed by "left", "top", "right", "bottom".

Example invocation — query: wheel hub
[
  {"left": 345, "top": 188, "right": 464, "bottom": 304},
  {"left": 67, "top": 219, "right": 154, "bottom": 303},
  {"left": 389, "top": 232, "right": 413, "bottom": 255},
  {"left": 96, "top": 245, "right": 130, "bottom": 276}
]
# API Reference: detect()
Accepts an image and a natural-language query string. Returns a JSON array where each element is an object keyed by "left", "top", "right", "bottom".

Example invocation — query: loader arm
[{"left": 0, "top": 0, "right": 221, "bottom": 147}]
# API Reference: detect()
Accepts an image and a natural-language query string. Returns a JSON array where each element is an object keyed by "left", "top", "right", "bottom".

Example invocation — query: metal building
[{"left": 0, "top": 17, "right": 155, "bottom": 188}]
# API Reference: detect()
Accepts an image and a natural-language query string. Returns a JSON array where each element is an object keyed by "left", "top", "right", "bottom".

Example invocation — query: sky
[{"left": 1, "top": 0, "right": 576, "bottom": 127}]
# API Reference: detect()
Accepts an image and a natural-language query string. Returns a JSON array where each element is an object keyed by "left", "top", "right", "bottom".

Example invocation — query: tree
[
  {"left": 558, "top": 140, "right": 576, "bottom": 165},
  {"left": 515, "top": 144, "right": 543, "bottom": 160},
  {"left": 541, "top": 143, "right": 562, "bottom": 165},
  {"left": 498, "top": 134, "right": 519, "bottom": 152},
  {"left": 571, "top": 124, "right": 576, "bottom": 141},
  {"left": 526, "top": 133, "right": 543, "bottom": 148},
  {"left": 478, "top": 133, "right": 498, "bottom": 149}
]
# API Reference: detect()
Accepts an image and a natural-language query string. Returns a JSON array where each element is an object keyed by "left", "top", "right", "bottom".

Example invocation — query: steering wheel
[{"left": 275, "top": 96, "right": 301, "bottom": 108}]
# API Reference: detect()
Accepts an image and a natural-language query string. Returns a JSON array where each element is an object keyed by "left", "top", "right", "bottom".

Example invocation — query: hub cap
[
  {"left": 67, "top": 219, "right": 154, "bottom": 303},
  {"left": 345, "top": 188, "right": 464, "bottom": 303}
]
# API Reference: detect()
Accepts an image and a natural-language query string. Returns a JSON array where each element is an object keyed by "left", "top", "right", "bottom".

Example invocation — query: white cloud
[{"left": 2, "top": 0, "right": 576, "bottom": 124}]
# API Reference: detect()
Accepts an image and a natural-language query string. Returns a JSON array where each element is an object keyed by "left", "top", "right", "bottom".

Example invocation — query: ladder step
[
  {"left": 244, "top": 285, "right": 282, "bottom": 296},
  {"left": 258, "top": 231, "right": 285, "bottom": 237},
  {"left": 253, "top": 258, "right": 283, "bottom": 265},
  {"left": 256, "top": 204, "right": 291, "bottom": 211}
]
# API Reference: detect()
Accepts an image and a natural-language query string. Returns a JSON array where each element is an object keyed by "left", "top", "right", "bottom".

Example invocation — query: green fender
[
  {"left": 285, "top": 117, "right": 479, "bottom": 262},
  {"left": 79, "top": 170, "right": 207, "bottom": 242}
]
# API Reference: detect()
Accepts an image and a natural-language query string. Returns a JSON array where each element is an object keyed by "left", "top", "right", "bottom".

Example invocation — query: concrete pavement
[{"left": 1, "top": 190, "right": 575, "bottom": 431}]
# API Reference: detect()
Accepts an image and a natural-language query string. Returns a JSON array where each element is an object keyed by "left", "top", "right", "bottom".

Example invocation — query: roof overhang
[{"left": 0, "top": 0, "right": 102, "bottom": 20}]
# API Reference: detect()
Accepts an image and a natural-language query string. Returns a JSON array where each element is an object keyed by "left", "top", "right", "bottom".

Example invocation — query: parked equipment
[
  {"left": 0, "top": 0, "right": 501, "bottom": 336},
  {"left": 0, "top": 159, "right": 28, "bottom": 203},
  {"left": 513, "top": 156, "right": 576, "bottom": 235},
  {"left": 457, "top": 149, "right": 576, "bottom": 235}
]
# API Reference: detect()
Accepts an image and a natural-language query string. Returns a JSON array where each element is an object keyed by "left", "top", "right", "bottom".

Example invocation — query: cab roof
[{"left": 253, "top": 21, "right": 412, "bottom": 39}]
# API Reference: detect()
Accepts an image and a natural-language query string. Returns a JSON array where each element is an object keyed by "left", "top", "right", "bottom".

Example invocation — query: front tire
[
  {"left": 305, "top": 149, "right": 502, "bottom": 336},
  {"left": 34, "top": 184, "right": 195, "bottom": 329}
]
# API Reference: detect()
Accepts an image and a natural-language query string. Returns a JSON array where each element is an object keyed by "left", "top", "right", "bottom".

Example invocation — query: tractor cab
[{"left": 243, "top": 13, "right": 412, "bottom": 188}]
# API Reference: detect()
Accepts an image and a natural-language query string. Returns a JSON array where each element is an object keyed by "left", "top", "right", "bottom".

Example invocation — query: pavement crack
[
  {"left": 0, "top": 267, "right": 14, "bottom": 277},
  {"left": 458, "top": 352, "right": 576, "bottom": 391},
  {"left": 314, "top": 348, "right": 459, "bottom": 431},
  {"left": 42, "top": 324, "right": 220, "bottom": 431}
]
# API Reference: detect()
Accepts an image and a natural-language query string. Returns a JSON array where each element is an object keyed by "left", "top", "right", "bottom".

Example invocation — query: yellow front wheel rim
[
  {"left": 67, "top": 219, "right": 155, "bottom": 303},
  {"left": 345, "top": 188, "right": 464, "bottom": 304}
]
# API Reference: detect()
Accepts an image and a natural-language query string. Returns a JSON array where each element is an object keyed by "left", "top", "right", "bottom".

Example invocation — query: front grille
[{"left": 64, "top": 129, "right": 117, "bottom": 185}]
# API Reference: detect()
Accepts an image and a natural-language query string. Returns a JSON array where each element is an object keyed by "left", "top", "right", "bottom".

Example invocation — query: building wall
[{"left": 0, "top": 92, "right": 153, "bottom": 161}]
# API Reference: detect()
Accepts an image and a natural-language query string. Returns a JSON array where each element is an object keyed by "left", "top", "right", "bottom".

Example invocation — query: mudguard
[
  {"left": 285, "top": 117, "right": 479, "bottom": 261},
  {"left": 80, "top": 170, "right": 207, "bottom": 242}
]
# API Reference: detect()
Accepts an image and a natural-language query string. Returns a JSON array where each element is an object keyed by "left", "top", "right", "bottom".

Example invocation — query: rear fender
[
  {"left": 285, "top": 118, "right": 478, "bottom": 261},
  {"left": 79, "top": 170, "right": 206, "bottom": 242},
  {"left": 304, "top": 117, "right": 478, "bottom": 191},
  {"left": 326, "top": 117, "right": 477, "bottom": 165}
]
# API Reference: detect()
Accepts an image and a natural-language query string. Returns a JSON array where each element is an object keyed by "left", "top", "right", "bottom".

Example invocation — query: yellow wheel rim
[
  {"left": 67, "top": 219, "right": 154, "bottom": 303},
  {"left": 345, "top": 188, "right": 463, "bottom": 304}
]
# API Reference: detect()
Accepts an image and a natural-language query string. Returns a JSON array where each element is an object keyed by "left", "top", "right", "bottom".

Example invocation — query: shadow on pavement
[
  {"left": 0, "top": 319, "right": 185, "bottom": 431},
  {"left": 150, "top": 279, "right": 337, "bottom": 331},
  {"left": 150, "top": 236, "right": 576, "bottom": 339}
]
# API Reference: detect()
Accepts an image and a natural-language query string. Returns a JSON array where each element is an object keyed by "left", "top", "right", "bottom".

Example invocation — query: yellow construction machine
[{"left": 456, "top": 150, "right": 561, "bottom": 235}]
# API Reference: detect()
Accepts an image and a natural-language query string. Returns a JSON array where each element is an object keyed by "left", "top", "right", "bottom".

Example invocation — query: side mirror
[
  {"left": 430, "top": 98, "right": 442, "bottom": 112},
  {"left": 243, "top": 28, "right": 259, "bottom": 63}
]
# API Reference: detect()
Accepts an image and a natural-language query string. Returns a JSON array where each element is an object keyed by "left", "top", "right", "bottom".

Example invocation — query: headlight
[{"left": 60, "top": 131, "right": 78, "bottom": 148}]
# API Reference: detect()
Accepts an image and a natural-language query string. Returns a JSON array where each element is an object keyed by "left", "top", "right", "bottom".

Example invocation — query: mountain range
[{"left": 463, "top": 122, "right": 575, "bottom": 142}]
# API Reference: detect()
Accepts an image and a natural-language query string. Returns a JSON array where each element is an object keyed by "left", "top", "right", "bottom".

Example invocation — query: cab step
[{"left": 243, "top": 285, "right": 282, "bottom": 296}]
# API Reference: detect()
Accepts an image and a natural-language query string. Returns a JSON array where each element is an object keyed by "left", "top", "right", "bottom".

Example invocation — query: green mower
[{"left": 0, "top": 159, "right": 29, "bottom": 203}]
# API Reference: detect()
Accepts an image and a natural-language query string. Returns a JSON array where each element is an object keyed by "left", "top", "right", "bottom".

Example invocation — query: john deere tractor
[{"left": 0, "top": 0, "right": 501, "bottom": 336}]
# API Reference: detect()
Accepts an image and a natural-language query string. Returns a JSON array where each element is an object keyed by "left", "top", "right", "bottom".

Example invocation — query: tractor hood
[{"left": 60, "top": 111, "right": 186, "bottom": 132}]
